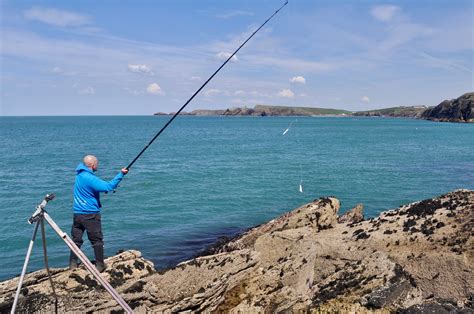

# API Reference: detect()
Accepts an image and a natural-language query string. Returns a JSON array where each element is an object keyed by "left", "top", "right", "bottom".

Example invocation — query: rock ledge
[{"left": 1, "top": 190, "right": 472, "bottom": 312}]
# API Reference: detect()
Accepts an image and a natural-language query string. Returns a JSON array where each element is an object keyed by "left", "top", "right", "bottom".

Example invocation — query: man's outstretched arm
[{"left": 89, "top": 168, "right": 128, "bottom": 192}]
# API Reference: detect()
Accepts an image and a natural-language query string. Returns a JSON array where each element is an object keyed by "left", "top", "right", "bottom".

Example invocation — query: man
[{"left": 70, "top": 155, "right": 128, "bottom": 272}]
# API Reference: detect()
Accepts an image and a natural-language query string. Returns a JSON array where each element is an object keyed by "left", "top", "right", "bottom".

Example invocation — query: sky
[{"left": 1, "top": 0, "right": 473, "bottom": 116}]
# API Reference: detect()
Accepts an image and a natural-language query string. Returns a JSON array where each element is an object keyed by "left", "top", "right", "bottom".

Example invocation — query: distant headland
[{"left": 154, "top": 92, "right": 473, "bottom": 123}]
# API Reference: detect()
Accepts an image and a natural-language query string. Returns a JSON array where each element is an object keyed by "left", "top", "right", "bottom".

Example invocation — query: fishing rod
[{"left": 125, "top": 0, "right": 289, "bottom": 170}]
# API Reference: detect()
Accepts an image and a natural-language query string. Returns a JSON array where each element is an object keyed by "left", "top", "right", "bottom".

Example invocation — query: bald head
[{"left": 83, "top": 155, "right": 99, "bottom": 171}]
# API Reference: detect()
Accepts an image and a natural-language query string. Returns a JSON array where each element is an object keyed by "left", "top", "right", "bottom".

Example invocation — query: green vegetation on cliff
[
  {"left": 354, "top": 106, "right": 428, "bottom": 118},
  {"left": 253, "top": 105, "right": 351, "bottom": 116},
  {"left": 155, "top": 105, "right": 352, "bottom": 116}
]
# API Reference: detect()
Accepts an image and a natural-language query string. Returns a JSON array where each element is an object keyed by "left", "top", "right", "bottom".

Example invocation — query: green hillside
[
  {"left": 354, "top": 106, "right": 428, "bottom": 117},
  {"left": 254, "top": 105, "right": 352, "bottom": 116}
]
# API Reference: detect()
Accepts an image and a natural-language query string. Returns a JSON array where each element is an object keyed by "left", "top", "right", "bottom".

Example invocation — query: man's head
[{"left": 83, "top": 155, "right": 99, "bottom": 172}]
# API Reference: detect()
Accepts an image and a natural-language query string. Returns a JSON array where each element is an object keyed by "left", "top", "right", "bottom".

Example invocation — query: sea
[{"left": 0, "top": 116, "right": 472, "bottom": 280}]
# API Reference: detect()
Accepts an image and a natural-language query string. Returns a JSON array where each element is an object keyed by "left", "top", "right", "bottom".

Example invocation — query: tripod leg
[
  {"left": 42, "top": 212, "right": 132, "bottom": 313},
  {"left": 11, "top": 220, "right": 40, "bottom": 314},
  {"left": 40, "top": 219, "right": 58, "bottom": 314}
]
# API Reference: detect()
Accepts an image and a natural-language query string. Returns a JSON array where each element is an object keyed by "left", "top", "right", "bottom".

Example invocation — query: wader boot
[
  {"left": 93, "top": 242, "right": 106, "bottom": 272},
  {"left": 69, "top": 252, "right": 79, "bottom": 270}
]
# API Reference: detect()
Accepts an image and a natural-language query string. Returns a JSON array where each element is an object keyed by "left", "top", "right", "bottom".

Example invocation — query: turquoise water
[{"left": 0, "top": 116, "right": 472, "bottom": 280}]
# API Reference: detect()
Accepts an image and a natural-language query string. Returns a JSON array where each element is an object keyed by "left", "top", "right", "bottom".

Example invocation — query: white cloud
[
  {"left": 234, "top": 90, "right": 246, "bottom": 96},
  {"left": 146, "top": 83, "right": 163, "bottom": 95},
  {"left": 51, "top": 66, "right": 62, "bottom": 74},
  {"left": 128, "top": 64, "right": 154, "bottom": 75},
  {"left": 190, "top": 76, "right": 202, "bottom": 81},
  {"left": 370, "top": 5, "right": 400, "bottom": 22},
  {"left": 362, "top": 96, "right": 370, "bottom": 102},
  {"left": 216, "top": 52, "right": 239, "bottom": 63},
  {"left": 78, "top": 86, "right": 95, "bottom": 95},
  {"left": 204, "top": 89, "right": 221, "bottom": 96},
  {"left": 290, "top": 76, "right": 306, "bottom": 84},
  {"left": 215, "top": 10, "right": 254, "bottom": 19},
  {"left": 24, "top": 7, "right": 90, "bottom": 27},
  {"left": 277, "top": 89, "right": 294, "bottom": 98}
]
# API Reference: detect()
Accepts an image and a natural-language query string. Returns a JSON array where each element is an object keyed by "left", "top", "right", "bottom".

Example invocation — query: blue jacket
[{"left": 73, "top": 163, "right": 124, "bottom": 214}]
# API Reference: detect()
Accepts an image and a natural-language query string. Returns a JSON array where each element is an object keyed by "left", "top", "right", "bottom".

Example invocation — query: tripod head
[{"left": 28, "top": 193, "right": 55, "bottom": 224}]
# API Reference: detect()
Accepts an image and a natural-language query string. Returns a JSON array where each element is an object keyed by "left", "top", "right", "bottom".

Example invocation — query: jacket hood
[{"left": 76, "top": 163, "right": 94, "bottom": 175}]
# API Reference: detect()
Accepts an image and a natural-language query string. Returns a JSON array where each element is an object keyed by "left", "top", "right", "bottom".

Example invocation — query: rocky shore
[
  {"left": 1, "top": 190, "right": 473, "bottom": 312},
  {"left": 421, "top": 92, "right": 474, "bottom": 123}
]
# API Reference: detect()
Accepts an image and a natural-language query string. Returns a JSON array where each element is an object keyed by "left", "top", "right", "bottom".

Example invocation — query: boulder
[{"left": 338, "top": 203, "right": 364, "bottom": 224}]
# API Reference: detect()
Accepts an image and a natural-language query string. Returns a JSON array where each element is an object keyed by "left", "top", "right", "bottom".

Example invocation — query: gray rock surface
[
  {"left": 421, "top": 92, "right": 474, "bottom": 123},
  {"left": 0, "top": 190, "right": 472, "bottom": 313}
]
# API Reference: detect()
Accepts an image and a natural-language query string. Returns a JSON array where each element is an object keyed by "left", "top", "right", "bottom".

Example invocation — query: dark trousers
[{"left": 70, "top": 213, "right": 104, "bottom": 265}]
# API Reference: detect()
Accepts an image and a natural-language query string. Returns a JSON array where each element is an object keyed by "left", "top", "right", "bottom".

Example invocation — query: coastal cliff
[
  {"left": 353, "top": 106, "right": 427, "bottom": 118},
  {"left": 154, "top": 105, "right": 352, "bottom": 117},
  {"left": 1, "top": 190, "right": 472, "bottom": 312},
  {"left": 421, "top": 92, "right": 474, "bottom": 123},
  {"left": 153, "top": 92, "right": 474, "bottom": 123}
]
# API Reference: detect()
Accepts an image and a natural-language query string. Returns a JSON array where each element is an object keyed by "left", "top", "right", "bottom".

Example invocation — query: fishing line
[
  {"left": 281, "top": 117, "right": 303, "bottom": 193},
  {"left": 282, "top": 118, "right": 297, "bottom": 136},
  {"left": 299, "top": 164, "right": 304, "bottom": 193},
  {"left": 125, "top": 0, "right": 289, "bottom": 171}
]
